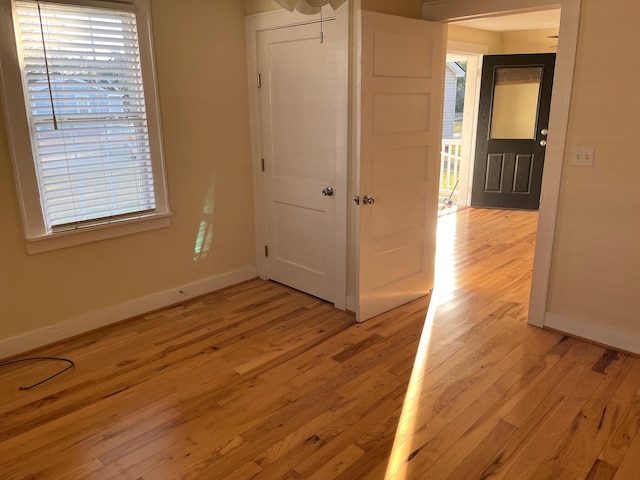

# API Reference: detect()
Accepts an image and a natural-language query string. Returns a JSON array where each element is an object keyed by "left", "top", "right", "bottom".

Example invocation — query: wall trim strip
[
  {"left": 0, "top": 266, "right": 257, "bottom": 360},
  {"left": 544, "top": 311, "right": 640, "bottom": 355}
]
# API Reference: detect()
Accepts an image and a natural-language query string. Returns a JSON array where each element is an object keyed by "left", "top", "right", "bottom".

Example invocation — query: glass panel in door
[{"left": 490, "top": 66, "right": 542, "bottom": 140}]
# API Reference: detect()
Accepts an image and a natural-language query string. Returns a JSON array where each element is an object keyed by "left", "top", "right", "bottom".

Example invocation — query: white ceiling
[{"left": 454, "top": 9, "right": 561, "bottom": 32}]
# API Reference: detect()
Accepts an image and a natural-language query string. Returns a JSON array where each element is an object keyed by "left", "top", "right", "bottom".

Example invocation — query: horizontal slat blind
[{"left": 14, "top": 0, "right": 156, "bottom": 229}]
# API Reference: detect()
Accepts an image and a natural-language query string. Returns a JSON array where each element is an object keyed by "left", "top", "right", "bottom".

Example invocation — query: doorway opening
[
  {"left": 437, "top": 8, "right": 561, "bottom": 217},
  {"left": 434, "top": 6, "right": 563, "bottom": 308},
  {"left": 438, "top": 56, "right": 466, "bottom": 215},
  {"left": 438, "top": 49, "right": 483, "bottom": 216}
]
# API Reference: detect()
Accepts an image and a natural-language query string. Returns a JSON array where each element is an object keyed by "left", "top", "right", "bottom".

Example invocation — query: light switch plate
[{"left": 571, "top": 146, "right": 595, "bottom": 167}]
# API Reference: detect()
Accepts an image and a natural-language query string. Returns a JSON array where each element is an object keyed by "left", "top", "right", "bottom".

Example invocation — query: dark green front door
[{"left": 471, "top": 53, "right": 556, "bottom": 210}]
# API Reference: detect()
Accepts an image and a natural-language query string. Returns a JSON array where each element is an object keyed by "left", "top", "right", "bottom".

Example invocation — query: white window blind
[{"left": 14, "top": 0, "right": 156, "bottom": 230}]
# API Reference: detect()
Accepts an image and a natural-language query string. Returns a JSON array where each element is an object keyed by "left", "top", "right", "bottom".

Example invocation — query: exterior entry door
[
  {"left": 471, "top": 53, "right": 556, "bottom": 210},
  {"left": 356, "top": 11, "right": 446, "bottom": 321},
  {"left": 257, "top": 19, "right": 343, "bottom": 303}
]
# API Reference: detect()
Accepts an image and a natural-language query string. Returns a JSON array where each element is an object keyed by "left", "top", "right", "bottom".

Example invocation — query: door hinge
[
  {"left": 265, "top": 245, "right": 269, "bottom": 257},
  {"left": 257, "top": 73, "right": 262, "bottom": 89},
  {"left": 261, "top": 158, "right": 265, "bottom": 172}
]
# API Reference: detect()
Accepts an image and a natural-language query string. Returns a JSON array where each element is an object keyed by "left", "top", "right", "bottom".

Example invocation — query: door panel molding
[
  {"left": 513, "top": 154, "right": 533, "bottom": 193},
  {"left": 356, "top": 11, "right": 446, "bottom": 321}
]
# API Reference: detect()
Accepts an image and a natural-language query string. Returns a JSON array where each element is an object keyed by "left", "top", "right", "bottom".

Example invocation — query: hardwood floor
[{"left": 2, "top": 208, "right": 640, "bottom": 479}]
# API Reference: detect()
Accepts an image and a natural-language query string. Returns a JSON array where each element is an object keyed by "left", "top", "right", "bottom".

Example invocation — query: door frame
[
  {"left": 424, "top": 0, "right": 582, "bottom": 328},
  {"left": 445, "top": 42, "right": 487, "bottom": 207},
  {"left": 245, "top": 5, "right": 349, "bottom": 310}
]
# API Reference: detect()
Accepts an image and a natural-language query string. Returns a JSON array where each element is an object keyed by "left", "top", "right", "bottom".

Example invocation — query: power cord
[{"left": 0, "top": 357, "right": 75, "bottom": 390}]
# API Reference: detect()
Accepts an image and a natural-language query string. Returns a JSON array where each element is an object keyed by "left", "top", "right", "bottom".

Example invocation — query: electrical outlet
[{"left": 571, "top": 146, "right": 595, "bottom": 167}]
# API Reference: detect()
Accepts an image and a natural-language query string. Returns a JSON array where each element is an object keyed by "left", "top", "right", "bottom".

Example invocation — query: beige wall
[
  {"left": 447, "top": 24, "right": 558, "bottom": 54},
  {"left": 447, "top": 24, "right": 503, "bottom": 53},
  {"left": 547, "top": 0, "right": 640, "bottom": 333},
  {"left": 0, "top": 0, "right": 255, "bottom": 342},
  {"left": 502, "top": 28, "right": 558, "bottom": 53},
  {"left": 361, "top": 0, "right": 423, "bottom": 18},
  {"left": 246, "top": 0, "right": 280, "bottom": 15}
]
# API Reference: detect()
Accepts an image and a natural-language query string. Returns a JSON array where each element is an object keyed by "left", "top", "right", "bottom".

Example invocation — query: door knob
[
  {"left": 541, "top": 128, "right": 548, "bottom": 136},
  {"left": 362, "top": 195, "right": 375, "bottom": 205},
  {"left": 322, "top": 186, "right": 334, "bottom": 196},
  {"left": 540, "top": 140, "right": 547, "bottom": 146}
]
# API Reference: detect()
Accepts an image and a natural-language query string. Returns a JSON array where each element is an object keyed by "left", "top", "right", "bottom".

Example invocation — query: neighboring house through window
[{"left": 0, "top": 0, "right": 171, "bottom": 253}]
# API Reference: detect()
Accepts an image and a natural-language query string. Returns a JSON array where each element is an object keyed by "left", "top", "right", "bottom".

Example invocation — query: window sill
[{"left": 25, "top": 211, "right": 173, "bottom": 254}]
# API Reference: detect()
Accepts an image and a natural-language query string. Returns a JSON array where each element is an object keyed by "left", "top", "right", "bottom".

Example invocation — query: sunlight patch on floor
[
  {"left": 434, "top": 210, "right": 459, "bottom": 301},
  {"left": 383, "top": 212, "right": 459, "bottom": 479},
  {"left": 384, "top": 298, "right": 436, "bottom": 480}
]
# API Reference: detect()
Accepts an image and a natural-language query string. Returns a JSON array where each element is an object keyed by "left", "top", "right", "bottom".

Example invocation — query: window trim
[{"left": 0, "top": 0, "right": 172, "bottom": 254}]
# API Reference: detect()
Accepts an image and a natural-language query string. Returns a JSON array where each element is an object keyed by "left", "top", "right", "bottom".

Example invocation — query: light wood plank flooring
[{"left": 2, "top": 208, "right": 639, "bottom": 480}]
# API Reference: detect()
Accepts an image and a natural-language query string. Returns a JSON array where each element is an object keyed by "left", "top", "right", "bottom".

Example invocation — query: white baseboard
[
  {"left": 0, "top": 266, "right": 258, "bottom": 359},
  {"left": 544, "top": 311, "right": 640, "bottom": 355}
]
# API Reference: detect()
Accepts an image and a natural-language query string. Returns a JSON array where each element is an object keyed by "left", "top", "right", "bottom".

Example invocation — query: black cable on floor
[{"left": 0, "top": 357, "right": 75, "bottom": 390}]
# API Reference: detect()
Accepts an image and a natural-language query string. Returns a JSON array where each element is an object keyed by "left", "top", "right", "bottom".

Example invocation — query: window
[{"left": 0, "top": 0, "right": 171, "bottom": 253}]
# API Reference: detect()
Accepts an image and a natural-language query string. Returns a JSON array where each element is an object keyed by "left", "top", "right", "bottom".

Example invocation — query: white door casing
[
  {"left": 246, "top": 7, "right": 348, "bottom": 309},
  {"left": 356, "top": 11, "right": 446, "bottom": 321},
  {"left": 446, "top": 41, "right": 487, "bottom": 207},
  {"left": 423, "top": 0, "right": 582, "bottom": 328}
]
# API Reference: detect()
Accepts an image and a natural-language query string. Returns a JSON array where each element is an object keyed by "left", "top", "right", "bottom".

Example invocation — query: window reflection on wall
[{"left": 193, "top": 174, "right": 216, "bottom": 262}]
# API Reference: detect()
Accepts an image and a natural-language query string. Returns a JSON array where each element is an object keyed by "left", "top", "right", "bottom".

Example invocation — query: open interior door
[{"left": 356, "top": 11, "right": 446, "bottom": 321}]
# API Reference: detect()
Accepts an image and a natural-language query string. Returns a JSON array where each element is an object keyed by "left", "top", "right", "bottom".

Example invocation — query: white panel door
[
  {"left": 258, "top": 21, "right": 340, "bottom": 303},
  {"left": 357, "top": 11, "right": 446, "bottom": 321}
]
